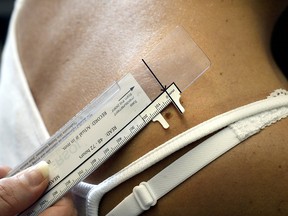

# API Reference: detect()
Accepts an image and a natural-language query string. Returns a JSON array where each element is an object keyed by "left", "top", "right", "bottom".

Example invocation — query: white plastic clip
[{"left": 133, "top": 182, "right": 157, "bottom": 210}]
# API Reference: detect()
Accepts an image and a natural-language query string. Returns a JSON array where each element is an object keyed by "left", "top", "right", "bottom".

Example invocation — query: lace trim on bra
[
  {"left": 229, "top": 89, "right": 288, "bottom": 141},
  {"left": 268, "top": 88, "right": 288, "bottom": 98}
]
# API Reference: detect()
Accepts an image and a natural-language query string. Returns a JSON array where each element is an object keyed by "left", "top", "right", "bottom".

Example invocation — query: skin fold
[{"left": 16, "top": 1, "right": 288, "bottom": 215}]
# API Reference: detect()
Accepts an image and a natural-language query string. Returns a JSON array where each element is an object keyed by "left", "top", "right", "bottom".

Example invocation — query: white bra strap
[
  {"left": 107, "top": 127, "right": 239, "bottom": 216},
  {"left": 71, "top": 93, "right": 288, "bottom": 216},
  {"left": 107, "top": 95, "right": 288, "bottom": 216}
]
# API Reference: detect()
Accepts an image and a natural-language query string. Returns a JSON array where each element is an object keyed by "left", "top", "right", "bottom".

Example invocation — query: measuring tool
[{"left": 9, "top": 26, "right": 210, "bottom": 215}]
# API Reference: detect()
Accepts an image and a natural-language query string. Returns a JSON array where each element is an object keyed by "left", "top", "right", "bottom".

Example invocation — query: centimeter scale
[{"left": 9, "top": 27, "right": 210, "bottom": 215}]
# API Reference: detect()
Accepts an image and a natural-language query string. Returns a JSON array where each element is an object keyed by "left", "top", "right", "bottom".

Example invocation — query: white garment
[
  {"left": 72, "top": 91, "right": 288, "bottom": 216},
  {"left": 1, "top": 1, "right": 288, "bottom": 216},
  {"left": 0, "top": 0, "right": 49, "bottom": 168},
  {"left": 105, "top": 91, "right": 288, "bottom": 216}
]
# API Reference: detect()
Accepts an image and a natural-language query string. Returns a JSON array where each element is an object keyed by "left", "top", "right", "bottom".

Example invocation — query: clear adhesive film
[
  {"left": 10, "top": 26, "right": 210, "bottom": 175},
  {"left": 9, "top": 26, "right": 210, "bottom": 216},
  {"left": 144, "top": 26, "right": 210, "bottom": 91},
  {"left": 120, "top": 26, "right": 211, "bottom": 100}
]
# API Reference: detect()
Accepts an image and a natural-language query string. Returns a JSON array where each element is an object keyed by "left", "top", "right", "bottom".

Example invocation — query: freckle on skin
[{"left": 165, "top": 112, "right": 172, "bottom": 119}]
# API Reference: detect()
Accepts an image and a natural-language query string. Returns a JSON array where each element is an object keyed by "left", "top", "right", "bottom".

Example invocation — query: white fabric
[
  {"left": 107, "top": 128, "right": 239, "bottom": 216},
  {"left": 71, "top": 93, "right": 288, "bottom": 216},
  {"left": 1, "top": 1, "right": 288, "bottom": 216},
  {"left": 229, "top": 106, "right": 288, "bottom": 141},
  {"left": 0, "top": 0, "right": 50, "bottom": 168},
  {"left": 107, "top": 93, "right": 288, "bottom": 216},
  {"left": 229, "top": 89, "right": 288, "bottom": 141}
]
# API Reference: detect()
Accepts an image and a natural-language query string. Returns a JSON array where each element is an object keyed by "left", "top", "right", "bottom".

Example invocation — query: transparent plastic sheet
[
  {"left": 122, "top": 26, "right": 211, "bottom": 99},
  {"left": 9, "top": 26, "right": 211, "bottom": 216},
  {"left": 71, "top": 25, "right": 211, "bottom": 129},
  {"left": 10, "top": 25, "right": 211, "bottom": 181}
]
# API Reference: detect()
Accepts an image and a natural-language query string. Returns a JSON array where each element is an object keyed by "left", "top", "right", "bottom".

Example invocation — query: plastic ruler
[
  {"left": 10, "top": 26, "right": 211, "bottom": 215},
  {"left": 9, "top": 71, "right": 184, "bottom": 216}
]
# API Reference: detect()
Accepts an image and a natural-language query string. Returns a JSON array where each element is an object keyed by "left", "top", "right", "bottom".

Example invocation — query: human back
[{"left": 15, "top": 1, "right": 288, "bottom": 215}]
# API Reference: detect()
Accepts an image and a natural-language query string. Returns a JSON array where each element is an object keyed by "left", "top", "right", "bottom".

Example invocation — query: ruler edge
[{"left": 19, "top": 82, "right": 181, "bottom": 215}]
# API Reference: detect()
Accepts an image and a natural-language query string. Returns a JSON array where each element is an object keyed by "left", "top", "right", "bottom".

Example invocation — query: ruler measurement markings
[
  {"left": 20, "top": 82, "right": 181, "bottom": 215},
  {"left": 43, "top": 93, "right": 145, "bottom": 188}
]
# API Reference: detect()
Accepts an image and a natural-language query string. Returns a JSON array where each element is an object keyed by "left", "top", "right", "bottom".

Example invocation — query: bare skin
[{"left": 16, "top": 0, "right": 288, "bottom": 215}]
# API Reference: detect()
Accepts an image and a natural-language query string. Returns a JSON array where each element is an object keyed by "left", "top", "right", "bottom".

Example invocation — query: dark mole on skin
[{"left": 165, "top": 112, "right": 173, "bottom": 119}]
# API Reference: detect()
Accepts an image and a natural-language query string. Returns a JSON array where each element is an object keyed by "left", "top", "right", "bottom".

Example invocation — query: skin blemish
[{"left": 164, "top": 112, "right": 173, "bottom": 119}]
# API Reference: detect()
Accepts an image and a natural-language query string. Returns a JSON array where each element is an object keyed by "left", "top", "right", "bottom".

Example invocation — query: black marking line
[
  {"left": 118, "top": 86, "right": 135, "bottom": 101},
  {"left": 141, "top": 59, "right": 183, "bottom": 114},
  {"left": 21, "top": 83, "right": 181, "bottom": 215}
]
